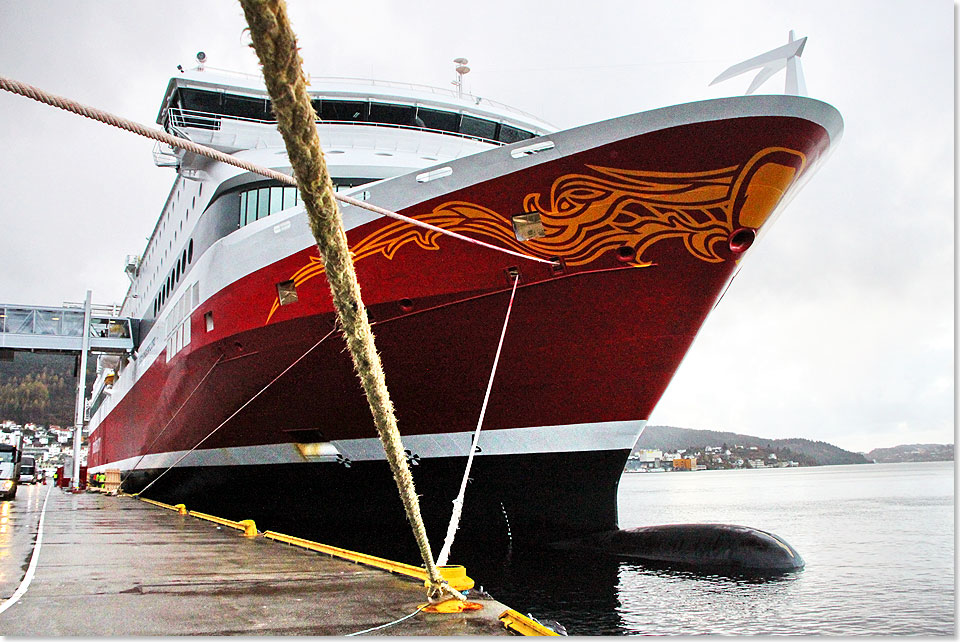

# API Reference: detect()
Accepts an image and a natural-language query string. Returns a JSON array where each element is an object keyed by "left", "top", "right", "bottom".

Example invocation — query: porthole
[
  {"left": 616, "top": 245, "right": 635, "bottom": 262},
  {"left": 188, "top": 239, "right": 194, "bottom": 263},
  {"left": 728, "top": 227, "right": 756, "bottom": 253}
]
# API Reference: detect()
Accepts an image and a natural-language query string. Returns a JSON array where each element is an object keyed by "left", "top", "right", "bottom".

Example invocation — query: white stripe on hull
[{"left": 90, "top": 419, "right": 646, "bottom": 473}]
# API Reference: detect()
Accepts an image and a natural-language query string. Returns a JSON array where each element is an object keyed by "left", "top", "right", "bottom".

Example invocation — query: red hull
[{"left": 88, "top": 98, "right": 840, "bottom": 546}]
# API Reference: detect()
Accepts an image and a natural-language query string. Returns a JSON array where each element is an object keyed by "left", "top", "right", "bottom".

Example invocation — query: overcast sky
[{"left": 0, "top": 1, "right": 953, "bottom": 452}]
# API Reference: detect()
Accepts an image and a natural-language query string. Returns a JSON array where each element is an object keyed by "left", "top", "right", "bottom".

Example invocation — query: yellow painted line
[
  {"left": 499, "top": 609, "right": 560, "bottom": 636},
  {"left": 262, "top": 531, "right": 474, "bottom": 590}
]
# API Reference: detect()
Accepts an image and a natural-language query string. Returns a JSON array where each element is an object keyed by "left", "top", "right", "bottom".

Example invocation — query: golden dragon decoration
[{"left": 266, "top": 146, "right": 806, "bottom": 323}]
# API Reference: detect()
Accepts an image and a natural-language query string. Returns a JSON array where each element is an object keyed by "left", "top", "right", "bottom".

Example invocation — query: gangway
[
  {"left": 0, "top": 303, "right": 134, "bottom": 355},
  {"left": 0, "top": 293, "right": 134, "bottom": 492}
]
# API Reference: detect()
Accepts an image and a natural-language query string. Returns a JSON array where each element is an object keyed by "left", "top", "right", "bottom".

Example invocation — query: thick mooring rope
[
  {"left": 435, "top": 274, "right": 519, "bottom": 567},
  {"left": 0, "top": 76, "right": 551, "bottom": 266},
  {"left": 237, "top": 0, "right": 452, "bottom": 602}
]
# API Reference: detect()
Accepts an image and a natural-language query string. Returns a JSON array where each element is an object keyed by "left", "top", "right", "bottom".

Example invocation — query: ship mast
[{"left": 452, "top": 57, "right": 470, "bottom": 98}]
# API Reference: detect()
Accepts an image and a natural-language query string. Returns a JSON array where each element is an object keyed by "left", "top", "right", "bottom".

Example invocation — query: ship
[{"left": 86, "top": 59, "right": 842, "bottom": 554}]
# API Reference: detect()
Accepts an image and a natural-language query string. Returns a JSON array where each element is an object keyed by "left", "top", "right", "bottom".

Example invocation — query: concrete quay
[{"left": 0, "top": 484, "right": 521, "bottom": 636}]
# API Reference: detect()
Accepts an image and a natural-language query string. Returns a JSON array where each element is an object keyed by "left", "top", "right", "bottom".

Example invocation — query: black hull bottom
[{"left": 124, "top": 449, "right": 630, "bottom": 562}]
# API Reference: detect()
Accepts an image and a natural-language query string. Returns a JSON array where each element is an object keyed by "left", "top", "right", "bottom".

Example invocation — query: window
[
  {"left": 369, "top": 103, "right": 417, "bottom": 126},
  {"left": 498, "top": 124, "right": 535, "bottom": 144},
  {"left": 188, "top": 239, "right": 194, "bottom": 263},
  {"left": 269, "top": 186, "right": 283, "bottom": 215},
  {"left": 320, "top": 100, "right": 367, "bottom": 121},
  {"left": 179, "top": 89, "right": 220, "bottom": 112},
  {"left": 235, "top": 185, "right": 316, "bottom": 228},
  {"left": 204, "top": 312, "right": 214, "bottom": 332},
  {"left": 221, "top": 94, "right": 270, "bottom": 120},
  {"left": 460, "top": 115, "right": 498, "bottom": 140},
  {"left": 413, "top": 108, "right": 459, "bottom": 133},
  {"left": 257, "top": 187, "right": 270, "bottom": 220}
]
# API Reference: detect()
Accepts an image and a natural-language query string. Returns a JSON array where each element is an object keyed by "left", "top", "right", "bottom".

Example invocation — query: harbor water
[{"left": 457, "top": 461, "right": 955, "bottom": 635}]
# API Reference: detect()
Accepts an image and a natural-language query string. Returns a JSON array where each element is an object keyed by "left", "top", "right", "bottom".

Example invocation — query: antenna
[
  {"left": 452, "top": 57, "right": 470, "bottom": 98},
  {"left": 710, "top": 31, "right": 807, "bottom": 96}
]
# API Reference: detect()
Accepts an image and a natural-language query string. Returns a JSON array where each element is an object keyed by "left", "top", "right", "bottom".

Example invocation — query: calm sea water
[{"left": 458, "top": 461, "right": 955, "bottom": 635}]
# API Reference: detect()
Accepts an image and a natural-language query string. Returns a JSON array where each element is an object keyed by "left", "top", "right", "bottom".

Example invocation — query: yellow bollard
[
  {"left": 422, "top": 565, "right": 474, "bottom": 591},
  {"left": 238, "top": 519, "right": 258, "bottom": 537},
  {"left": 174, "top": 504, "right": 188, "bottom": 516}
]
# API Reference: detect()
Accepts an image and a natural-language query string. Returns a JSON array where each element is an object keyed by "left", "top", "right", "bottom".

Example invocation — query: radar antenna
[
  {"left": 452, "top": 57, "right": 470, "bottom": 98},
  {"left": 710, "top": 30, "right": 807, "bottom": 96}
]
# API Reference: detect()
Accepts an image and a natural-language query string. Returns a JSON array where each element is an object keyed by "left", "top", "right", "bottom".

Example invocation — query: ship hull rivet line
[
  {"left": 0, "top": 484, "right": 53, "bottom": 616},
  {"left": 239, "top": 0, "right": 454, "bottom": 604}
]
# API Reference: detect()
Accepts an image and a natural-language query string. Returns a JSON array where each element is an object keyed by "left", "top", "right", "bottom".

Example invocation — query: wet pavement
[{"left": 0, "top": 485, "right": 512, "bottom": 635}]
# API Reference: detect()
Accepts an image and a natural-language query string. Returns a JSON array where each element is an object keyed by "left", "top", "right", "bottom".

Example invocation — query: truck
[
  {"left": 0, "top": 443, "right": 21, "bottom": 499},
  {"left": 18, "top": 455, "right": 37, "bottom": 484}
]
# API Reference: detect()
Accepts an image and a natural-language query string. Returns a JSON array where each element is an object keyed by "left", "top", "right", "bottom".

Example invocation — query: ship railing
[
  {"left": 62, "top": 302, "right": 124, "bottom": 317},
  {"left": 164, "top": 107, "right": 521, "bottom": 147}
]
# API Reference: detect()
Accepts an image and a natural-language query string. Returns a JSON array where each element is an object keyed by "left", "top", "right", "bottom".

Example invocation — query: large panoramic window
[
  {"left": 239, "top": 186, "right": 299, "bottom": 227},
  {"left": 173, "top": 89, "right": 539, "bottom": 144},
  {"left": 237, "top": 180, "right": 382, "bottom": 228},
  {"left": 460, "top": 115, "right": 498, "bottom": 141}
]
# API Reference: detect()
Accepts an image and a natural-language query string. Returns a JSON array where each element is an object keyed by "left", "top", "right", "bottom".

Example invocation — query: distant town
[
  {"left": 0, "top": 420, "right": 84, "bottom": 473},
  {"left": 627, "top": 444, "right": 800, "bottom": 472},
  {"left": 628, "top": 425, "right": 954, "bottom": 471}
]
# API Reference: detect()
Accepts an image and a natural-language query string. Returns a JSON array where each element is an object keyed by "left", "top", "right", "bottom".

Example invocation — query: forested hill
[
  {"left": 865, "top": 444, "right": 954, "bottom": 463},
  {"left": 635, "top": 425, "right": 870, "bottom": 466},
  {"left": 0, "top": 352, "right": 96, "bottom": 426}
]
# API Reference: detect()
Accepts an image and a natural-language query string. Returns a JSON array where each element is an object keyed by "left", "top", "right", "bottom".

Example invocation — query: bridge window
[
  {"left": 498, "top": 124, "right": 535, "bottom": 144},
  {"left": 369, "top": 103, "right": 417, "bottom": 127},
  {"left": 221, "top": 93, "right": 270, "bottom": 120},
  {"left": 460, "top": 115, "right": 498, "bottom": 140},
  {"left": 320, "top": 100, "right": 367, "bottom": 122},
  {"left": 174, "top": 89, "right": 538, "bottom": 144},
  {"left": 417, "top": 108, "right": 459, "bottom": 133}
]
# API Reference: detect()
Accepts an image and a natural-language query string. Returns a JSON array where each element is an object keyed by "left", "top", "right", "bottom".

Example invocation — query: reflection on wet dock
[{"left": 0, "top": 485, "right": 523, "bottom": 636}]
